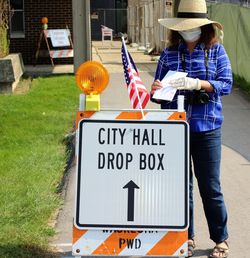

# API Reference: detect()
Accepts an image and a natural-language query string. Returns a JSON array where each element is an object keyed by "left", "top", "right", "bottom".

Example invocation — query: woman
[{"left": 151, "top": 0, "right": 232, "bottom": 257}]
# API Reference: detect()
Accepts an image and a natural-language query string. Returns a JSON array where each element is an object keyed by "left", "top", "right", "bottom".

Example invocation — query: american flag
[{"left": 121, "top": 40, "right": 150, "bottom": 109}]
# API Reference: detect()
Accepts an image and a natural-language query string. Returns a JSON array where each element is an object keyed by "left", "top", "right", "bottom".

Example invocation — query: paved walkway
[
  {"left": 25, "top": 41, "right": 157, "bottom": 76},
  {"left": 30, "top": 41, "right": 250, "bottom": 258}
]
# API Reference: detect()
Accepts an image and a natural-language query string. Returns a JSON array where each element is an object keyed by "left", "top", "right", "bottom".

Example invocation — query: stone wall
[{"left": 0, "top": 53, "right": 24, "bottom": 93}]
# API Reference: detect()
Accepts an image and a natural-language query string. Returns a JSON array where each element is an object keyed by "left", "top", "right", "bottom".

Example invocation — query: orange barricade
[{"left": 73, "top": 110, "right": 189, "bottom": 257}]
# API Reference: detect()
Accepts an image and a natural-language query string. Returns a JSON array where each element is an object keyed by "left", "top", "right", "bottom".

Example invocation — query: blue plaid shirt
[{"left": 153, "top": 42, "right": 232, "bottom": 132}]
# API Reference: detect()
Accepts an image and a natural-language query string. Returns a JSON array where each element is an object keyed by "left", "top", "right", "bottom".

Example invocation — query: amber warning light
[
  {"left": 76, "top": 61, "right": 109, "bottom": 94},
  {"left": 76, "top": 61, "right": 109, "bottom": 111}
]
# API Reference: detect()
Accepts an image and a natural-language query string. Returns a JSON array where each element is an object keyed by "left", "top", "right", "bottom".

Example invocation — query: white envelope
[{"left": 153, "top": 70, "right": 188, "bottom": 101}]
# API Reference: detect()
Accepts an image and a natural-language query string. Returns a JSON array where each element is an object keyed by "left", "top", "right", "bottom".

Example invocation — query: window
[
  {"left": 10, "top": 0, "right": 25, "bottom": 38},
  {"left": 115, "top": 0, "right": 127, "bottom": 8}
]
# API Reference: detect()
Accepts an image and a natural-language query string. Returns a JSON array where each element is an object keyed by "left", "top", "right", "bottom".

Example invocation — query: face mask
[{"left": 179, "top": 27, "right": 201, "bottom": 42}]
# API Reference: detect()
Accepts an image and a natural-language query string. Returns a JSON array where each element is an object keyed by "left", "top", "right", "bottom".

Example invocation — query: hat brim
[{"left": 158, "top": 18, "right": 223, "bottom": 31}]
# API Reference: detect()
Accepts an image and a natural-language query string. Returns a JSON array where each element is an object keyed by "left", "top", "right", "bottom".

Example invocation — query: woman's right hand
[{"left": 151, "top": 80, "right": 163, "bottom": 95}]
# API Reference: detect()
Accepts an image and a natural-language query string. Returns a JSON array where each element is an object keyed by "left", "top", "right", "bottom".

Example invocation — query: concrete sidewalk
[
  {"left": 47, "top": 41, "right": 250, "bottom": 258},
  {"left": 25, "top": 41, "right": 157, "bottom": 76}
]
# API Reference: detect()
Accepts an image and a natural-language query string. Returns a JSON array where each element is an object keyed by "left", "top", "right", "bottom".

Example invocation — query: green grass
[{"left": 0, "top": 76, "right": 80, "bottom": 257}]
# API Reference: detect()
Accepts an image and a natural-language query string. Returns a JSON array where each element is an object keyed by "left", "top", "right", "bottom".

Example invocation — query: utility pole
[{"left": 72, "top": 0, "right": 92, "bottom": 73}]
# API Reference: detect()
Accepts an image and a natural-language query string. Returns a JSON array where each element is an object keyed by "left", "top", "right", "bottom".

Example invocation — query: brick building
[
  {"left": 8, "top": 0, "right": 128, "bottom": 65},
  {"left": 9, "top": 0, "right": 73, "bottom": 65}
]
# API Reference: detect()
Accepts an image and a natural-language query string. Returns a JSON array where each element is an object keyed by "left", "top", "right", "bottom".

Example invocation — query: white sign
[
  {"left": 49, "top": 29, "right": 70, "bottom": 47},
  {"left": 75, "top": 119, "right": 189, "bottom": 231}
]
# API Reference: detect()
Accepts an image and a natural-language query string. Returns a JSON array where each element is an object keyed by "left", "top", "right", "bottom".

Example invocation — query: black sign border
[{"left": 75, "top": 119, "right": 189, "bottom": 230}]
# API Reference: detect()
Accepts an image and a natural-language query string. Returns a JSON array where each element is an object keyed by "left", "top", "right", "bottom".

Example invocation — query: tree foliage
[{"left": 0, "top": 0, "right": 9, "bottom": 57}]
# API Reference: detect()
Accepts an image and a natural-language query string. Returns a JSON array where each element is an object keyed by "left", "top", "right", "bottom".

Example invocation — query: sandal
[
  {"left": 187, "top": 239, "right": 195, "bottom": 257},
  {"left": 209, "top": 241, "right": 229, "bottom": 258}
]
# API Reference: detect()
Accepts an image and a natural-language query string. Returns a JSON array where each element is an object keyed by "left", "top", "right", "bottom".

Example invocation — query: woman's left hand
[{"left": 169, "top": 77, "right": 201, "bottom": 90}]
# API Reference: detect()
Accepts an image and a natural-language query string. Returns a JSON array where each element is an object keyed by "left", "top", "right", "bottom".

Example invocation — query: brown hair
[{"left": 167, "top": 24, "right": 218, "bottom": 49}]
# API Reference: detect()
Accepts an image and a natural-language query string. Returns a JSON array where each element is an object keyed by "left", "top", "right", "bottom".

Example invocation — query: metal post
[
  {"left": 79, "top": 94, "right": 85, "bottom": 111},
  {"left": 72, "top": 0, "right": 92, "bottom": 73},
  {"left": 177, "top": 95, "right": 185, "bottom": 112},
  {"left": 104, "top": 9, "right": 106, "bottom": 26}
]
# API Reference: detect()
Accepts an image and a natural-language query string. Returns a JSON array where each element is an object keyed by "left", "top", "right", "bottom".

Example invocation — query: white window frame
[{"left": 10, "top": 0, "right": 25, "bottom": 38}]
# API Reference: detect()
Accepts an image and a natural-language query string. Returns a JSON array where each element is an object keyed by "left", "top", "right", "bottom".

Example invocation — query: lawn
[{"left": 0, "top": 75, "right": 80, "bottom": 257}]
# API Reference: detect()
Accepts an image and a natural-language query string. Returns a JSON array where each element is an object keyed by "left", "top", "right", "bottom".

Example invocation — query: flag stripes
[
  {"left": 127, "top": 67, "right": 150, "bottom": 109},
  {"left": 121, "top": 39, "right": 150, "bottom": 109}
]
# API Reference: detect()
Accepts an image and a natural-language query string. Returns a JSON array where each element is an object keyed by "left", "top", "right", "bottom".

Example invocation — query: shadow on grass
[{"left": 0, "top": 244, "right": 60, "bottom": 258}]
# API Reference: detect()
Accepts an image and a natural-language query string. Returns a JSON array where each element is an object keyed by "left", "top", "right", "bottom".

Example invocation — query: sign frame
[
  {"left": 35, "top": 27, "right": 74, "bottom": 66},
  {"left": 75, "top": 118, "right": 189, "bottom": 231}
]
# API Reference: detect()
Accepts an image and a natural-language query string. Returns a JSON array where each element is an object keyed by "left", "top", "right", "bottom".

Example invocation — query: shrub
[
  {"left": 0, "top": 0, "right": 9, "bottom": 58},
  {"left": 233, "top": 73, "right": 250, "bottom": 96}
]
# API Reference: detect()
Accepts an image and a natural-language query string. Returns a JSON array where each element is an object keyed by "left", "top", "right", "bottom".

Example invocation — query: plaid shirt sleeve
[{"left": 208, "top": 44, "right": 232, "bottom": 96}]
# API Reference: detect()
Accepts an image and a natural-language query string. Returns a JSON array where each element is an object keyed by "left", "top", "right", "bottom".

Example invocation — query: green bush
[
  {"left": 0, "top": 0, "right": 9, "bottom": 58},
  {"left": 233, "top": 73, "right": 250, "bottom": 96},
  {"left": 0, "top": 26, "right": 9, "bottom": 57}
]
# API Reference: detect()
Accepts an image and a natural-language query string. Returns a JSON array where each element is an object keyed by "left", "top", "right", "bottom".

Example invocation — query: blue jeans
[{"left": 188, "top": 128, "right": 229, "bottom": 243}]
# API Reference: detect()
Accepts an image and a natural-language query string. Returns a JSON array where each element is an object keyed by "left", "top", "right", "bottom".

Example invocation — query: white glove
[{"left": 169, "top": 77, "right": 201, "bottom": 91}]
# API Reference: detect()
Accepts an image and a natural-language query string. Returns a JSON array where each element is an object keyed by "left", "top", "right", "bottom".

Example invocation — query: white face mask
[{"left": 179, "top": 27, "right": 202, "bottom": 42}]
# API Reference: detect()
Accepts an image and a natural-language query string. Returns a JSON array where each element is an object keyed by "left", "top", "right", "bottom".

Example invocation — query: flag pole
[{"left": 121, "top": 37, "right": 146, "bottom": 120}]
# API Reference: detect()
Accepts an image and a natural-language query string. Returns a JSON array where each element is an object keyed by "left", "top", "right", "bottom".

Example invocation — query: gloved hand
[{"left": 169, "top": 77, "right": 201, "bottom": 91}]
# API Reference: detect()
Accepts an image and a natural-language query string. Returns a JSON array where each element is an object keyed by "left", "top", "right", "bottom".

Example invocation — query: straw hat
[{"left": 158, "top": 0, "right": 222, "bottom": 31}]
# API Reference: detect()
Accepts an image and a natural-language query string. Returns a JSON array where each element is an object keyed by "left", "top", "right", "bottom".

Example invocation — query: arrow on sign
[{"left": 123, "top": 180, "right": 140, "bottom": 221}]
